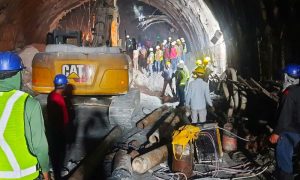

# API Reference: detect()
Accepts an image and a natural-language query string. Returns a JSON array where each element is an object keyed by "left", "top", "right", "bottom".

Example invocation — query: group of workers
[
  {"left": 162, "top": 56, "right": 214, "bottom": 124},
  {"left": 0, "top": 52, "right": 72, "bottom": 180},
  {"left": 127, "top": 36, "right": 188, "bottom": 76},
  {"left": 1, "top": 50, "right": 300, "bottom": 180}
]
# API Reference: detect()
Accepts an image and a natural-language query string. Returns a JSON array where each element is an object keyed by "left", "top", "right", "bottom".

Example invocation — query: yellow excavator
[{"left": 31, "top": 0, "right": 139, "bottom": 129}]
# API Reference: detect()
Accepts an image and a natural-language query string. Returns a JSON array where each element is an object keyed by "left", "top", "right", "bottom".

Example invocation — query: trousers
[{"left": 276, "top": 132, "right": 300, "bottom": 174}]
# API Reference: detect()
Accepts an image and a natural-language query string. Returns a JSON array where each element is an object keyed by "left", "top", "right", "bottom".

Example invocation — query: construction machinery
[{"left": 31, "top": 0, "right": 140, "bottom": 130}]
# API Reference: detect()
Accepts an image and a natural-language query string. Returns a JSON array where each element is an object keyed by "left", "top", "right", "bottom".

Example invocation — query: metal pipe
[
  {"left": 132, "top": 145, "right": 168, "bottom": 174},
  {"left": 136, "top": 106, "right": 169, "bottom": 129},
  {"left": 111, "top": 149, "right": 132, "bottom": 179}
]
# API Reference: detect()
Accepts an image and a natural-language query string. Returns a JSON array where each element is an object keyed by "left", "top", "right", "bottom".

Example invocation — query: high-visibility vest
[
  {"left": 0, "top": 90, "right": 39, "bottom": 180},
  {"left": 176, "top": 69, "right": 188, "bottom": 86}
]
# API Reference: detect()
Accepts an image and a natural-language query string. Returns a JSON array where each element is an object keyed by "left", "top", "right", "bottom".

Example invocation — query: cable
[
  {"left": 200, "top": 126, "right": 250, "bottom": 142},
  {"left": 217, "top": 127, "right": 250, "bottom": 141},
  {"left": 231, "top": 166, "right": 269, "bottom": 180},
  {"left": 199, "top": 132, "right": 220, "bottom": 177}
]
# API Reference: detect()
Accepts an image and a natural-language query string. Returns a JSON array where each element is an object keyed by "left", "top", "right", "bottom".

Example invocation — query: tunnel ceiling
[{"left": 1, "top": 0, "right": 300, "bottom": 79}]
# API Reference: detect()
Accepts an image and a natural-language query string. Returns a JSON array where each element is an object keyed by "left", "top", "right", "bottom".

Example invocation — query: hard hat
[
  {"left": 180, "top": 37, "right": 185, "bottom": 41},
  {"left": 195, "top": 59, "right": 202, "bottom": 66},
  {"left": 156, "top": 45, "right": 160, "bottom": 49},
  {"left": 283, "top": 64, "right": 300, "bottom": 78},
  {"left": 177, "top": 61, "right": 184, "bottom": 69},
  {"left": 54, "top": 74, "right": 68, "bottom": 88},
  {"left": 193, "top": 66, "right": 205, "bottom": 75},
  {"left": 149, "top": 48, "right": 153, "bottom": 52},
  {"left": 168, "top": 37, "right": 172, "bottom": 40},
  {"left": 162, "top": 40, "right": 167, "bottom": 45},
  {"left": 166, "top": 61, "right": 171, "bottom": 66},
  {"left": 176, "top": 39, "right": 181, "bottom": 42},
  {"left": 126, "top": 35, "right": 130, "bottom": 38},
  {"left": 0, "top": 52, "right": 24, "bottom": 72},
  {"left": 203, "top": 56, "right": 211, "bottom": 64},
  {"left": 171, "top": 41, "right": 176, "bottom": 46}
]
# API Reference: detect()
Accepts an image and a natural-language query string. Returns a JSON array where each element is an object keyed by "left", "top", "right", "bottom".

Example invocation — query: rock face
[
  {"left": 0, "top": 0, "right": 300, "bottom": 79},
  {"left": 18, "top": 45, "right": 40, "bottom": 89}
]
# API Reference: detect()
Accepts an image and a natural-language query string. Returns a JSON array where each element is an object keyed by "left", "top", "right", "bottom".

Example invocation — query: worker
[
  {"left": 203, "top": 56, "right": 211, "bottom": 68},
  {"left": 176, "top": 39, "right": 183, "bottom": 61},
  {"left": 163, "top": 41, "right": 170, "bottom": 67},
  {"left": 269, "top": 64, "right": 300, "bottom": 180},
  {"left": 154, "top": 45, "right": 163, "bottom": 72},
  {"left": 175, "top": 61, "right": 189, "bottom": 107},
  {"left": 168, "top": 37, "right": 172, "bottom": 47},
  {"left": 133, "top": 48, "right": 139, "bottom": 71},
  {"left": 161, "top": 40, "right": 168, "bottom": 69},
  {"left": 170, "top": 41, "right": 178, "bottom": 71},
  {"left": 161, "top": 61, "right": 176, "bottom": 97},
  {"left": 140, "top": 45, "right": 148, "bottom": 72},
  {"left": 147, "top": 48, "right": 154, "bottom": 76},
  {"left": 203, "top": 57, "right": 214, "bottom": 82},
  {"left": 0, "top": 52, "right": 50, "bottom": 180},
  {"left": 125, "top": 35, "right": 132, "bottom": 52},
  {"left": 181, "top": 38, "right": 187, "bottom": 62},
  {"left": 195, "top": 59, "right": 203, "bottom": 67},
  {"left": 47, "top": 74, "right": 70, "bottom": 180},
  {"left": 185, "top": 66, "right": 213, "bottom": 123}
]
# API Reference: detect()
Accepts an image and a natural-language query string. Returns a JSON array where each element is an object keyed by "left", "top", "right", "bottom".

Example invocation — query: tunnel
[
  {"left": 1, "top": 0, "right": 300, "bottom": 179},
  {"left": 1, "top": 0, "right": 299, "bottom": 79}
]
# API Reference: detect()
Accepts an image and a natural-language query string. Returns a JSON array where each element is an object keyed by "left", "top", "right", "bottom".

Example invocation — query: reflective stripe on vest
[{"left": 0, "top": 90, "right": 38, "bottom": 179}]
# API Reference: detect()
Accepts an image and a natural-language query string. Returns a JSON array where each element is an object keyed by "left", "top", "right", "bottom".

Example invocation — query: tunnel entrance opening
[
  {"left": 51, "top": 0, "right": 227, "bottom": 74},
  {"left": 122, "top": 0, "right": 228, "bottom": 74}
]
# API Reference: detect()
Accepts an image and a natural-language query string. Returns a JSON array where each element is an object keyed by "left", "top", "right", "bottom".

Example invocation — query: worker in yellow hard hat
[
  {"left": 203, "top": 56, "right": 211, "bottom": 67},
  {"left": 195, "top": 59, "right": 203, "bottom": 67},
  {"left": 186, "top": 66, "right": 214, "bottom": 123},
  {"left": 203, "top": 56, "right": 213, "bottom": 82},
  {"left": 161, "top": 61, "right": 176, "bottom": 97}
]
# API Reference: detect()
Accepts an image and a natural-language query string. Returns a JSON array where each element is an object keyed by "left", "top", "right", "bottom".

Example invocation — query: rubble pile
[{"left": 99, "top": 68, "right": 287, "bottom": 179}]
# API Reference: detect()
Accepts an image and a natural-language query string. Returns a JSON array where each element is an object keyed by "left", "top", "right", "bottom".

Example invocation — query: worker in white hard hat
[
  {"left": 125, "top": 35, "right": 132, "bottom": 52},
  {"left": 175, "top": 60, "right": 189, "bottom": 106},
  {"left": 147, "top": 48, "right": 155, "bottom": 76},
  {"left": 154, "top": 45, "right": 163, "bottom": 72},
  {"left": 163, "top": 39, "right": 167, "bottom": 45},
  {"left": 181, "top": 38, "right": 188, "bottom": 62},
  {"left": 170, "top": 41, "right": 178, "bottom": 71}
]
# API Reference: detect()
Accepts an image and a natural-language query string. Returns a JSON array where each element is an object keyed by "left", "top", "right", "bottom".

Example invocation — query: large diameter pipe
[
  {"left": 147, "top": 112, "right": 176, "bottom": 143},
  {"left": 111, "top": 149, "right": 132, "bottom": 178},
  {"left": 69, "top": 126, "right": 122, "bottom": 180},
  {"left": 136, "top": 105, "right": 169, "bottom": 129},
  {"left": 132, "top": 145, "right": 168, "bottom": 174}
]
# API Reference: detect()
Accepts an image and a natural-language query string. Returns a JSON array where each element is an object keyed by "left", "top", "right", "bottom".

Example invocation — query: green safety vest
[
  {"left": 176, "top": 69, "right": 189, "bottom": 86},
  {"left": 0, "top": 90, "right": 39, "bottom": 180}
]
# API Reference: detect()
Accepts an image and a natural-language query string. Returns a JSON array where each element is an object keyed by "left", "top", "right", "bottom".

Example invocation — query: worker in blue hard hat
[
  {"left": 0, "top": 52, "right": 50, "bottom": 179},
  {"left": 47, "top": 74, "right": 72, "bottom": 179},
  {"left": 269, "top": 64, "right": 300, "bottom": 180}
]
